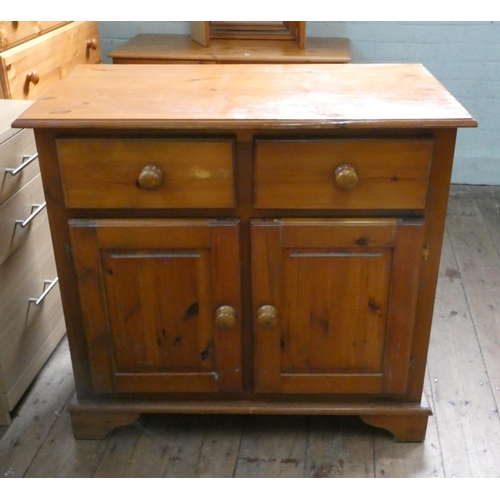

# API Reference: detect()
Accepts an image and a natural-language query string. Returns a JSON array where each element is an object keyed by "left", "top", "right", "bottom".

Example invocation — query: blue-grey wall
[{"left": 98, "top": 21, "right": 499, "bottom": 185}]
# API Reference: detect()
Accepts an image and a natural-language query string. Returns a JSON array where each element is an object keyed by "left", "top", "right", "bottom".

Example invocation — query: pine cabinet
[{"left": 13, "top": 63, "right": 476, "bottom": 442}]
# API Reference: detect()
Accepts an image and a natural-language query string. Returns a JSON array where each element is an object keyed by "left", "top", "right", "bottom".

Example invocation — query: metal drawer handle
[
  {"left": 6, "top": 153, "right": 39, "bottom": 176},
  {"left": 15, "top": 202, "right": 47, "bottom": 228},
  {"left": 29, "top": 277, "right": 59, "bottom": 306}
]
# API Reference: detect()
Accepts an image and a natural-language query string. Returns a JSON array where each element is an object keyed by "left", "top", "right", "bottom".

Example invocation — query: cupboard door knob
[
  {"left": 215, "top": 306, "right": 236, "bottom": 330},
  {"left": 257, "top": 305, "right": 278, "bottom": 329},
  {"left": 137, "top": 164, "right": 163, "bottom": 190},
  {"left": 86, "top": 39, "right": 98, "bottom": 50},
  {"left": 26, "top": 71, "right": 40, "bottom": 85},
  {"left": 334, "top": 164, "right": 358, "bottom": 190}
]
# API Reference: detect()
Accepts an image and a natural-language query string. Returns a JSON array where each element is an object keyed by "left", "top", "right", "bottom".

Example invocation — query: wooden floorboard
[
  {"left": 0, "top": 339, "right": 75, "bottom": 478},
  {"left": 1, "top": 184, "right": 500, "bottom": 478},
  {"left": 304, "top": 415, "right": 375, "bottom": 477},
  {"left": 234, "top": 415, "right": 309, "bottom": 478},
  {"left": 427, "top": 188, "right": 500, "bottom": 477}
]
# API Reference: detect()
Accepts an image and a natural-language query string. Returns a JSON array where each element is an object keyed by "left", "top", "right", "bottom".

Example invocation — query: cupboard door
[
  {"left": 252, "top": 219, "right": 425, "bottom": 395},
  {"left": 69, "top": 219, "right": 242, "bottom": 394}
]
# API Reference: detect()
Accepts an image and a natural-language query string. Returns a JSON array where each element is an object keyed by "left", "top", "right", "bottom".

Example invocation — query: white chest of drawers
[{"left": 0, "top": 100, "right": 65, "bottom": 425}]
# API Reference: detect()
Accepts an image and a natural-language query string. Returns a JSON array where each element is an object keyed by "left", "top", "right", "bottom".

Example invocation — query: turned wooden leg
[
  {"left": 69, "top": 409, "right": 140, "bottom": 440},
  {"left": 360, "top": 414, "right": 429, "bottom": 442}
]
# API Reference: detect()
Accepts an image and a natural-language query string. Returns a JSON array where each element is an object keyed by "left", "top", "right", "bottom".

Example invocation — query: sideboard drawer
[
  {"left": 254, "top": 138, "right": 434, "bottom": 210},
  {"left": 57, "top": 138, "right": 235, "bottom": 209},
  {"left": 0, "top": 21, "right": 100, "bottom": 99},
  {"left": 0, "top": 128, "right": 40, "bottom": 205}
]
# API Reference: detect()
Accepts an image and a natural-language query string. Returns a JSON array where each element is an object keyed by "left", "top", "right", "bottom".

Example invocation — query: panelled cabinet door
[
  {"left": 69, "top": 219, "right": 242, "bottom": 394},
  {"left": 252, "top": 218, "right": 425, "bottom": 395}
]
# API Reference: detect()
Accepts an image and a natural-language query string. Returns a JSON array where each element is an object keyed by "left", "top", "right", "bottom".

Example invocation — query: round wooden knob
[
  {"left": 215, "top": 306, "right": 236, "bottom": 330},
  {"left": 86, "top": 39, "right": 98, "bottom": 50},
  {"left": 334, "top": 164, "right": 358, "bottom": 190},
  {"left": 257, "top": 305, "right": 278, "bottom": 329},
  {"left": 26, "top": 71, "right": 40, "bottom": 85},
  {"left": 137, "top": 165, "right": 163, "bottom": 190}
]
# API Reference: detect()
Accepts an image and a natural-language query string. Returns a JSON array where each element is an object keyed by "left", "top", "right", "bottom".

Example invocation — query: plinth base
[{"left": 68, "top": 395, "right": 432, "bottom": 442}]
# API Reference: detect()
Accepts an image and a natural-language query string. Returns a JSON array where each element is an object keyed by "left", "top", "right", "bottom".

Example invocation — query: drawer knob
[
  {"left": 334, "top": 164, "right": 358, "bottom": 190},
  {"left": 257, "top": 305, "right": 278, "bottom": 329},
  {"left": 215, "top": 306, "right": 236, "bottom": 330},
  {"left": 137, "top": 164, "right": 164, "bottom": 190},
  {"left": 25, "top": 71, "right": 40, "bottom": 86},
  {"left": 86, "top": 39, "right": 98, "bottom": 51}
]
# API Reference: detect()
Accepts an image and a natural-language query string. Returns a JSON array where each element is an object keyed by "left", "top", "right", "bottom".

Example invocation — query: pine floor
[{"left": 1, "top": 184, "right": 500, "bottom": 478}]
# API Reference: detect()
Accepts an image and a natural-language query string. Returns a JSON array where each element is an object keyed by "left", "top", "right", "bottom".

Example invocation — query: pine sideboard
[{"left": 13, "top": 63, "right": 477, "bottom": 441}]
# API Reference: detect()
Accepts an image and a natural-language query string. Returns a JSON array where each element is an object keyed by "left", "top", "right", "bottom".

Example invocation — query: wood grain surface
[
  {"left": 13, "top": 64, "right": 477, "bottom": 130},
  {"left": 109, "top": 33, "right": 349, "bottom": 64}
]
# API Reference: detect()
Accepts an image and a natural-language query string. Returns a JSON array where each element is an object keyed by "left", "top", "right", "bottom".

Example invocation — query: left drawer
[
  {"left": 57, "top": 138, "right": 236, "bottom": 209},
  {"left": 0, "top": 21, "right": 101, "bottom": 99}
]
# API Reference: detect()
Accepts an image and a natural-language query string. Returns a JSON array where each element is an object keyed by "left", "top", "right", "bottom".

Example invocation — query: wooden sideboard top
[
  {"left": 109, "top": 33, "right": 351, "bottom": 64},
  {"left": 13, "top": 63, "right": 477, "bottom": 130}
]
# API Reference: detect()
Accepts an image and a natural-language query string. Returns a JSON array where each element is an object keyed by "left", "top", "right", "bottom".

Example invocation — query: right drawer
[{"left": 254, "top": 138, "right": 434, "bottom": 210}]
